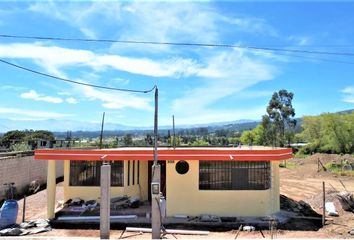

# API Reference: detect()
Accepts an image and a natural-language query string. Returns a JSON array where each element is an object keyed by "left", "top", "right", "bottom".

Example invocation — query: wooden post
[
  {"left": 22, "top": 195, "right": 26, "bottom": 222},
  {"left": 322, "top": 181, "right": 326, "bottom": 226},
  {"left": 172, "top": 115, "right": 176, "bottom": 149}
]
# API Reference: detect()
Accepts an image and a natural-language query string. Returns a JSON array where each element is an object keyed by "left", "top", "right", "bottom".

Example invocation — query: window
[
  {"left": 175, "top": 160, "right": 189, "bottom": 174},
  {"left": 70, "top": 161, "right": 124, "bottom": 186},
  {"left": 199, "top": 161, "right": 270, "bottom": 190}
]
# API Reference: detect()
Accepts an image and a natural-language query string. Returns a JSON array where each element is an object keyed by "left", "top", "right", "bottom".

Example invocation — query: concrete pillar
[
  {"left": 151, "top": 164, "right": 161, "bottom": 239},
  {"left": 47, "top": 160, "right": 56, "bottom": 219},
  {"left": 100, "top": 163, "right": 111, "bottom": 239}
]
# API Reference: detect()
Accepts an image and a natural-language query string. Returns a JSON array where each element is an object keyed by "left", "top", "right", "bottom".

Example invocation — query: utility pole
[
  {"left": 99, "top": 112, "right": 105, "bottom": 149},
  {"left": 99, "top": 112, "right": 110, "bottom": 239},
  {"left": 172, "top": 115, "right": 176, "bottom": 149},
  {"left": 151, "top": 87, "right": 161, "bottom": 239}
]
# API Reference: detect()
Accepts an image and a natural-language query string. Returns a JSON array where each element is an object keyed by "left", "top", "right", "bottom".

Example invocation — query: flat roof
[{"left": 35, "top": 147, "right": 293, "bottom": 161}]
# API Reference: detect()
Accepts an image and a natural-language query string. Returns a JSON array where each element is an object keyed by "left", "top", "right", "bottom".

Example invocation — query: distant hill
[{"left": 1, "top": 109, "right": 353, "bottom": 138}]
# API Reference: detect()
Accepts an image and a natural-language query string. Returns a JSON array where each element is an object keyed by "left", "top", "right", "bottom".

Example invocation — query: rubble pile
[
  {"left": 0, "top": 219, "right": 51, "bottom": 236},
  {"left": 280, "top": 195, "right": 322, "bottom": 217}
]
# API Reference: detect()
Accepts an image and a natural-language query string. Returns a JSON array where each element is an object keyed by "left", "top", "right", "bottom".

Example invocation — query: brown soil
[{"left": 9, "top": 153, "right": 354, "bottom": 238}]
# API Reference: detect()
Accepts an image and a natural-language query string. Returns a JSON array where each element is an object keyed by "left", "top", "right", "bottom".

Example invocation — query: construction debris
[
  {"left": 337, "top": 191, "right": 354, "bottom": 213},
  {"left": 198, "top": 214, "right": 221, "bottom": 223},
  {"left": 280, "top": 195, "right": 321, "bottom": 217},
  {"left": 0, "top": 219, "right": 51, "bottom": 236},
  {"left": 242, "top": 225, "right": 255, "bottom": 232},
  {"left": 325, "top": 202, "right": 339, "bottom": 217}
]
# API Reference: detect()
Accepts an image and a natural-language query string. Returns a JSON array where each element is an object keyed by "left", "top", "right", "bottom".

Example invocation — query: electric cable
[
  {"left": 1, "top": 34, "right": 354, "bottom": 57},
  {"left": 0, "top": 59, "right": 156, "bottom": 93}
]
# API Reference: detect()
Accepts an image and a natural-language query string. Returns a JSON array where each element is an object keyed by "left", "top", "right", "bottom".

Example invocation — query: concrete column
[
  {"left": 47, "top": 160, "right": 56, "bottom": 219},
  {"left": 100, "top": 163, "right": 111, "bottom": 239},
  {"left": 151, "top": 164, "right": 161, "bottom": 239}
]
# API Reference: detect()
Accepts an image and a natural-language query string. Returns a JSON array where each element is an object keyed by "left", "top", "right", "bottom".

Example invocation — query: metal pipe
[{"left": 126, "top": 227, "right": 209, "bottom": 235}]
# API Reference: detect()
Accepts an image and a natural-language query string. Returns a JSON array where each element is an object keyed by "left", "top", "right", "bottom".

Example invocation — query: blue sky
[{"left": 0, "top": 1, "right": 354, "bottom": 131}]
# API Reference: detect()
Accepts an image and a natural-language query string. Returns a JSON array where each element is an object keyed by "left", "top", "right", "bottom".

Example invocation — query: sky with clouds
[{"left": 0, "top": 1, "right": 354, "bottom": 131}]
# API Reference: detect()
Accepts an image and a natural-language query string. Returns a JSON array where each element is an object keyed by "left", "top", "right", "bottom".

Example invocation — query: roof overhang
[{"left": 35, "top": 148, "right": 293, "bottom": 161}]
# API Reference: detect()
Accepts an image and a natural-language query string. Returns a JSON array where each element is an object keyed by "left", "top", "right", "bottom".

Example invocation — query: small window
[
  {"left": 175, "top": 160, "right": 189, "bottom": 174},
  {"left": 70, "top": 161, "right": 123, "bottom": 186}
]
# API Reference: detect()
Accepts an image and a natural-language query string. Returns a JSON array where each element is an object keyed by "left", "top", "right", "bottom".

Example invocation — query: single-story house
[{"left": 34, "top": 147, "right": 292, "bottom": 219}]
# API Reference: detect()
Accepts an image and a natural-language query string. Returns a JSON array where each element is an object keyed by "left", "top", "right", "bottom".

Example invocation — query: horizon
[{"left": 1, "top": 2, "right": 354, "bottom": 131}]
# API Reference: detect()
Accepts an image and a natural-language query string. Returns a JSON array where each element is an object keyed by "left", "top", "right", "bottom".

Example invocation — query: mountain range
[{"left": 0, "top": 109, "right": 352, "bottom": 136}]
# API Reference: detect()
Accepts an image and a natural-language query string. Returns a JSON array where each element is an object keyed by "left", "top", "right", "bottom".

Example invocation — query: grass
[
  {"left": 279, "top": 160, "right": 297, "bottom": 169},
  {"left": 324, "top": 161, "right": 354, "bottom": 177},
  {"left": 294, "top": 151, "right": 309, "bottom": 158}
]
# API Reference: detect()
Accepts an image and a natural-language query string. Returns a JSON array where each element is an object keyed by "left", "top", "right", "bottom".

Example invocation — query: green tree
[
  {"left": 240, "top": 125, "right": 265, "bottom": 145},
  {"left": 190, "top": 139, "right": 209, "bottom": 146},
  {"left": 240, "top": 130, "right": 254, "bottom": 145},
  {"left": 300, "top": 112, "right": 354, "bottom": 154},
  {"left": 262, "top": 89, "right": 296, "bottom": 147},
  {"left": 27, "top": 130, "right": 55, "bottom": 141},
  {"left": 1, "top": 130, "right": 27, "bottom": 147},
  {"left": 123, "top": 134, "right": 133, "bottom": 146}
]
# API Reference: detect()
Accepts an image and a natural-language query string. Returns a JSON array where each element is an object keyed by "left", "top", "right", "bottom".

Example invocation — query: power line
[
  {"left": 1, "top": 34, "right": 354, "bottom": 57},
  {"left": 273, "top": 52, "right": 354, "bottom": 65},
  {"left": 0, "top": 59, "right": 156, "bottom": 93}
]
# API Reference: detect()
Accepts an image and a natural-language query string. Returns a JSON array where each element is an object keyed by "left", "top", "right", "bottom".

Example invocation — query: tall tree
[{"left": 262, "top": 89, "right": 296, "bottom": 147}]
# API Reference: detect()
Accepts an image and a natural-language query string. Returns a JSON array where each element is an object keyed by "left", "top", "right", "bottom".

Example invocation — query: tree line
[{"left": 298, "top": 112, "right": 354, "bottom": 154}]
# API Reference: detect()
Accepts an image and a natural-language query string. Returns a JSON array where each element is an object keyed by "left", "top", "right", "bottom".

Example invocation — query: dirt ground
[{"left": 11, "top": 153, "right": 354, "bottom": 239}]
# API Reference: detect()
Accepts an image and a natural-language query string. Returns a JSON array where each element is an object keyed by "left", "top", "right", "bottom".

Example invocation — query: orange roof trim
[{"left": 35, "top": 148, "right": 293, "bottom": 161}]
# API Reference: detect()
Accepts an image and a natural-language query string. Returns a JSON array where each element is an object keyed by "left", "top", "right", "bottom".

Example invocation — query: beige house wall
[
  {"left": 166, "top": 160, "right": 280, "bottom": 217},
  {"left": 62, "top": 159, "right": 280, "bottom": 217},
  {"left": 63, "top": 160, "right": 149, "bottom": 203}
]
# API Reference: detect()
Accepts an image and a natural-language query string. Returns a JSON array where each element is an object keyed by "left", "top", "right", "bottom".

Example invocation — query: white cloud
[
  {"left": 65, "top": 97, "right": 78, "bottom": 104},
  {"left": 172, "top": 49, "right": 276, "bottom": 115},
  {"left": 57, "top": 91, "right": 71, "bottom": 96},
  {"left": 28, "top": 1, "right": 277, "bottom": 54},
  {"left": 288, "top": 36, "right": 312, "bottom": 46},
  {"left": 342, "top": 86, "right": 354, "bottom": 103},
  {"left": 0, "top": 43, "right": 201, "bottom": 78},
  {"left": 29, "top": 1, "right": 122, "bottom": 38},
  {"left": 0, "top": 107, "right": 72, "bottom": 119},
  {"left": 79, "top": 85, "right": 152, "bottom": 110},
  {"left": 0, "top": 42, "right": 277, "bottom": 118},
  {"left": 20, "top": 90, "right": 63, "bottom": 104},
  {"left": 1, "top": 85, "right": 26, "bottom": 91}
]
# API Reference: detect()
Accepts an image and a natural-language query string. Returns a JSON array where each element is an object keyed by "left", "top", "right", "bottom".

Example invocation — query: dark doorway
[{"left": 148, "top": 161, "right": 166, "bottom": 201}]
